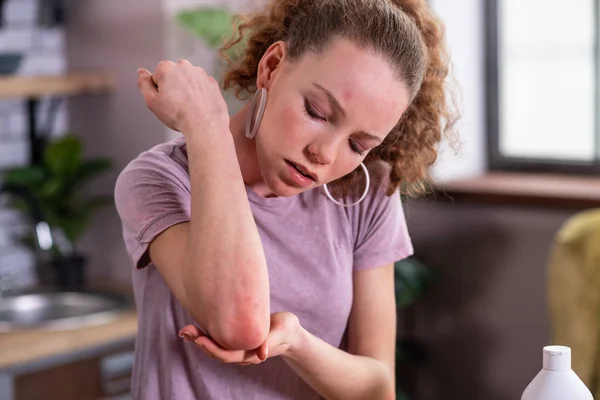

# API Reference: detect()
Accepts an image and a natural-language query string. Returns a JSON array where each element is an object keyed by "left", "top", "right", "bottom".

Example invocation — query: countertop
[{"left": 0, "top": 310, "right": 137, "bottom": 372}]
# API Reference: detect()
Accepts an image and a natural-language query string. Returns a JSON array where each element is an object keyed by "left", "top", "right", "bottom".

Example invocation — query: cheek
[
  {"left": 277, "top": 105, "right": 306, "bottom": 143},
  {"left": 281, "top": 105, "right": 297, "bottom": 126},
  {"left": 262, "top": 101, "right": 299, "bottom": 142}
]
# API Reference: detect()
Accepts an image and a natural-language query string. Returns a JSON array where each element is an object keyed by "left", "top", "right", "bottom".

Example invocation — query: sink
[{"left": 0, "top": 291, "right": 132, "bottom": 331}]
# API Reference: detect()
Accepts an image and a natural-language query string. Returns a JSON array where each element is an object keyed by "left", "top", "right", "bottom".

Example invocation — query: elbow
[
  {"left": 381, "top": 376, "right": 396, "bottom": 400},
  {"left": 186, "top": 306, "right": 269, "bottom": 350},
  {"left": 205, "top": 297, "right": 270, "bottom": 350},
  {"left": 383, "top": 390, "right": 396, "bottom": 400},
  {"left": 216, "top": 319, "right": 269, "bottom": 350},
  {"left": 213, "top": 295, "right": 270, "bottom": 350},
  {"left": 372, "top": 385, "right": 395, "bottom": 400},
  {"left": 372, "top": 366, "right": 396, "bottom": 400},
  {"left": 184, "top": 306, "right": 268, "bottom": 350}
]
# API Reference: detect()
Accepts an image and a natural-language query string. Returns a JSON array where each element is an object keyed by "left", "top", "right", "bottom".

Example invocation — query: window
[{"left": 485, "top": 0, "right": 600, "bottom": 173}]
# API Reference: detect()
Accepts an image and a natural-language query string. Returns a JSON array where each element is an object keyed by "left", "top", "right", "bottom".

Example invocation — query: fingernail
[
  {"left": 137, "top": 68, "right": 143, "bottom": 75},
  {"left": 265, "top": 347, "right": 269, "bottom": 359},
  {"left": 179, "top": 333, "right": 194, "bottom": 343}
]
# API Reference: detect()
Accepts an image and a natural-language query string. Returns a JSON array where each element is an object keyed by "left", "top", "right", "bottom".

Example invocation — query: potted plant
[
  {"left": 394, "top": 255, "right": 435, "bottom": 400},
  {"left": 1, "top": 134, "right": 112, "bottom": 290}
]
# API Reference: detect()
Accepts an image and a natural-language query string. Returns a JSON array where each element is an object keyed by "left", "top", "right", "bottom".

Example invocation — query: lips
[{"left": 285, "top": 160, "right": 317, "bottom": 182}]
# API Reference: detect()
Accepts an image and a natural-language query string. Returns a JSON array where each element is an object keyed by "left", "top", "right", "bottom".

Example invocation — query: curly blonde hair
[{"left": 221, "top": 0, "right": 457, "bottom": 198}]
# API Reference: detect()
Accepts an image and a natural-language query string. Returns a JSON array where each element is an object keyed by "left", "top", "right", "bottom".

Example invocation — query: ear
[{"left": 256, "top": 41, "right": 287, "bottom": 90}]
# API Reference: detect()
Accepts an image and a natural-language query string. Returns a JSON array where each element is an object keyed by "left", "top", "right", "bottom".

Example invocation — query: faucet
[{"left": 0, "top": 183, "right": 55, "bottom": 297}]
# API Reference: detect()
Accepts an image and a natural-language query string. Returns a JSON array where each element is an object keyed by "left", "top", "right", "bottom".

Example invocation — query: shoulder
[
  {"left": 115, "top": 137, "right": 189, "bottom": 195},
  {"left": 349, "top": 161, "right": 414, "bottom": 270},
  {"left": 114, "top": 137, "right": 191, "bottom": 226},
  {"left": 349, "top": 160, "right": 397, "bottom": 216},
  {"left": 118, "top": 137, "right": 188, "bottom": 180},
  {"left": 114, "top": 137, "right": 193, "bottom": 267}
]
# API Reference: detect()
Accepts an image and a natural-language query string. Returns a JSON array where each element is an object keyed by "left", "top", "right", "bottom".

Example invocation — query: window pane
[{"left": 498, "top": 0, "right": 596, "bottom": 161}]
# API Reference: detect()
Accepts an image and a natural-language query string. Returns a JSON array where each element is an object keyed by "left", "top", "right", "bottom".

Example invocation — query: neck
[{"left": 229, "top": 102, "right": 276, "bottom": 197}]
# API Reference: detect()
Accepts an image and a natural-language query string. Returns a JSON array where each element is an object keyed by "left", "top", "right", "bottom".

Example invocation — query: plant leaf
[
  {"left": 58, "top": 196, "right": 113, "bottom": 243},
  {"left": 71, "top": 158, "right": 111, "bottom": 185},
  {"left": 177, "top": 8, "right": 235, "bottom": 49},
  {"left": 2, "top": 166, "right": 45, "bottom": 187},
  {"left": 80, "top": 196, "right": 114, "bottom": 210},
  {"left": 394, "top": 257, "right": 435, "bottom": 308},
  {"left": 44, "top": 135, "right": 81, "bottom": 177},
  {"left": 57, "top": 214, "right": 89, "bottom": 245},
  {"left": 39, "top": 178, "right": 63, "bottom": 200}
]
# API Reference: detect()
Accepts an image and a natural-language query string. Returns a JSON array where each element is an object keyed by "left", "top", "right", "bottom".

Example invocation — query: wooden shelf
[
  {"left": 0, "top": 72, "right": 115, "bottom": 99},
  {"left": 435, "top": 172, "right": 600, "bottom": 209}
]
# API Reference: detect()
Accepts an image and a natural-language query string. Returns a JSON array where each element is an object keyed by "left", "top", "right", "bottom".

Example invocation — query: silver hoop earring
[
  {"left": 245, "top": 88, "right": 267, "bottom": 139},
  {"left": 323, "top": 163, "right": 370, "bottom": 207}
]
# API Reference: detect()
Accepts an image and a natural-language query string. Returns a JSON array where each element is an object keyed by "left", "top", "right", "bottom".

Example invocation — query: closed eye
[
  {"left": 304, "top": 98, "right": 365, "bottom": 156},
  {"left": 349, "top": 139, "right": 365, "bottom": 156},
  {"left": 304, "top": 99, "right": 327, "bottom": 121}
]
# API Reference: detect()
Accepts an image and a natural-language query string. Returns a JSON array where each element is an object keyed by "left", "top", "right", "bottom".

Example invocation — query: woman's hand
[
  {"left": 137, "top": 60, "right": 230, "bottom": 135},
  {"left": 179, "top": 312, "right": 301, "bottom": 366}
]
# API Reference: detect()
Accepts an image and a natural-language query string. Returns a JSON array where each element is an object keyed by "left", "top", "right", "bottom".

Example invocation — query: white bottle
[{"left": 522, "top": 345, "right": 594, "bottom": 400}]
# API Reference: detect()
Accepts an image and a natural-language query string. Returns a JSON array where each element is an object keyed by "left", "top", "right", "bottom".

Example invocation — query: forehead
[{"left": 288, "top": 39, "right": 410, "bottom": 137}]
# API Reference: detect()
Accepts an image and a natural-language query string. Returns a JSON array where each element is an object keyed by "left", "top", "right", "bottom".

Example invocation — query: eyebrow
[{"left": 312, "top": 82, "right": 382, "bottom": 144}]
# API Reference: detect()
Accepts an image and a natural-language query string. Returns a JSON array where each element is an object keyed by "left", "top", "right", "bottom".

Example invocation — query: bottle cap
[{"left": 543, "top": 345, "right": 571, "bottom": 371}]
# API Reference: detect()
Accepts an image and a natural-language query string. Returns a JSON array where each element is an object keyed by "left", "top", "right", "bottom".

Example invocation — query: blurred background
[{"left": 0, "top": 0, "right": 598, "bottom": 399}]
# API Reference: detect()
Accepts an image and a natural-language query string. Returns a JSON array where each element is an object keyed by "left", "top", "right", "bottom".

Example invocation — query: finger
[
  {"left": 196, "top": 342, "right": 243, "bottom": 363},
  {"left": 136, "top": 68, "right": 153, "bottom": 87},
  {"left": 137, "top": 68, "right": 157, "bottom": 102},
  {"left": 178, "top": 325, "right": 204, "bottom": 341},
  {"left": 194, "top": 342, "right": 221, "bottom": 360},
  {"left": 195, "top": 66, "right": 207, "bottom": 76},
  {"left": 153, "top": 60, "right": 175, "bottom": 84},
  {"left": 257, "top": 341, "right": 268, "bottom": 361},
  {"left": 259, "top": 312, "right": 298, "bottom": 358},
  {"left": 196, "top": 336, "right": 260, "bottom": 364}
]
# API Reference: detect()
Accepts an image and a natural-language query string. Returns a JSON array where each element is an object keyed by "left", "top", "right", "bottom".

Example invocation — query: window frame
[{"left": 484, "top": 0, "right": 600, "bottom": 174}]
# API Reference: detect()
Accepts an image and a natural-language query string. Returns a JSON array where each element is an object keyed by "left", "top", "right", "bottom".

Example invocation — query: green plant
[
  {"left": 176, "top": 7, "right": 246, "bottom": 61},
  {"left": 2, "top": 135, "right": 112, "bottom": 258},
  {"left": 395, "top": 256, "right": 434, "bottom": 309},
  {"left": 394, "top": 256, "right": 435, "bottom": 400},
  {"left": 176, "top": 6, "right": 248, "bottom": 114}
]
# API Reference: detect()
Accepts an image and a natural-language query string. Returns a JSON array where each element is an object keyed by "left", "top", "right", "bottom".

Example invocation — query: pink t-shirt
[{"left": 114, "top": 137, "right": 413, "bottom": 400}]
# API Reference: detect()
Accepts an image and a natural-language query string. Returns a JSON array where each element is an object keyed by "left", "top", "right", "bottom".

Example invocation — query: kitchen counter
[{"left": 0, "top": 310, "right": 137, "bottom": 373}]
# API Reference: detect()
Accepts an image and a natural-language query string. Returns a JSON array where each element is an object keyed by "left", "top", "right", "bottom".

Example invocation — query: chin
[
  {"left": 267, "top": 179, "right": 301, "bottom": 197},
  {"left": 264, "top": 174, "right": 307, "bottom": 197}
]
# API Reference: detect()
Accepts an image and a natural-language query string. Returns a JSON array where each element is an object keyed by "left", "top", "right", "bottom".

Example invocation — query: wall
[
  {"left": 65, "top": 0, "right": 168, "bottom": 284},
  {"left": 0, "top": 0, "right": 68, "bottom": 288},
  {"left": 65, "top": 0, "right": 247, "bottom": 283},
  {"left": 399, "top": 199, "right": 576, "bottom": 400},
  {"left": 399, "top": 1, "right": 580, "bottom": 398}
]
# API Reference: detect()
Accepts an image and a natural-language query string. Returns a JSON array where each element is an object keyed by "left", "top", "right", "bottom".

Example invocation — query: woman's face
[{"left": 254, "top": 38, "right": 410, "bottom": 197}]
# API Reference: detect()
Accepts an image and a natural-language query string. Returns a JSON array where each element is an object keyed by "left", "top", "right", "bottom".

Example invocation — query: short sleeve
[
  {"left": 114, "top": 150, "right": 191, "bottom": 269},
  {"left": 351, "top": 179, "right": 414, "bottom": 271}
]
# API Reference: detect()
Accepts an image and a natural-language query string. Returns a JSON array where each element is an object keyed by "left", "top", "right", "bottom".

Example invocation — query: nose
[{"left": 307, "top": 141, "right": 336, "bottom": 166}]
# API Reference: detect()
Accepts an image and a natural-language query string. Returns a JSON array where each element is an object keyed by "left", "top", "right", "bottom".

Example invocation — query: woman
[{"left": 115, "top": 0, "right": 455, "bottom": 398}]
